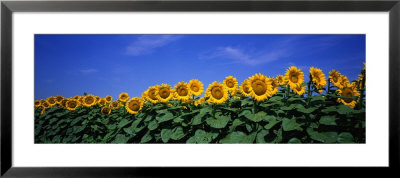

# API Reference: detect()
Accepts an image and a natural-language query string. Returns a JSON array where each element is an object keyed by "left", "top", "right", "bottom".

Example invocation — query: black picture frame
[{"left": 1, "top": 0, "right": 399, "bottom": 177}]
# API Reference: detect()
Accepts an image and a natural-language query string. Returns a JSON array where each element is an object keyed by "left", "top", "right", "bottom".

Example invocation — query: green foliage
[{"left": 34, "top": 94, "right": 365, "bottom": 143}]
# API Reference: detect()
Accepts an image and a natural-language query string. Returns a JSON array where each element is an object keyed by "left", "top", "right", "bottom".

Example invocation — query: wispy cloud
[
  {"left": 80, "top": 69, "right": 97, "bottom": 74},
  {"left": 125, "top": 35, "right": 182, "bottom": 56},
  {"left": 199, "top": 46, "right": 289, "bottom": 66}
]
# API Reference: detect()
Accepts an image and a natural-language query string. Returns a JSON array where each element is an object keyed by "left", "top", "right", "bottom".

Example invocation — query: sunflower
[
  {"left": 194, "top": 97, "right": 206, "bottom": 106},
  {"left": 230, "top": 88, "right": 239, "bottom": 96},
  {"left": 78, "top": 97, "right": 84, "bottom": 104},
  {"left": 310, "top": 67, "right": 327, "bottom": 93},
  {"left": 105, "top": 95, "right": 113, "bottom": 103},
  {"left": 82, "top": 94, "right": 96, "bottom": 107},
  {"left": 156, "top": 84, "right": 174, "bottom": 103},
  {"left": 125, "top": 97, "right": 144, "bottom": 114},
  {"left": 270, "top": 78, "right": 279, "bottom": 95},
  {"left": 188, "top": 79, "right": 204, "bottom": 96},
  {"left": 46, "top": 96, "right": 57, "bottom": 107},
  {"left": 239, "top": 79, "right": 252, "bottom": 97},
  {"left": 174, "top": 82, "right": 191, "bottom": 102},
  {"left": 41, "top": 100, "right": 50, "bottom": 108},
  {"left": 338, "top": 75, "right": 350, "bottom": 88},
  {"left": 144, "top": 87, "right": 159, "bottom": 103},
  {"left": 292, "top": 84, "right": 306, "bottom": 96},
  {"left": 98, "top": 98, "right": 107, "bottom": 106},
  {"left": 101, "top": 106, "right": 111, "bottom": 115},
  {"left": 329, "top": 70, "right": 342, "bottom": 87},
  {"left": 284, "top": 66, "right": 304, "bottom": 89},
  {"left": 95, "top": 96, "right": 101, "bottom": 103},
  {"left": 118, "top": 93, "right": 129, "bottom": 102},
  {"left": 223, "top": 76, "right": 238, "bottom": 93},
  {"left": 249, "top": 73, "right": 273, "bottom": 101},
  {"left": 66, "top": 99, "right": 80, "bottom": 111},
  {"left": 337, "top": 82, "right": 360, "bottom": 108},
  {"left": 276, "top": 75, "right": 286, "bottom": 85},
  {"left": 206, "top": 81, "right": 229, "bottom": 104},
  {"left": 34, "top": 100, "right": 41, "bottom": 108},
  {"left": 110, "top": 101, "right": 120, "bottom": 109},
  {"left": 60, "top": 99, "right": 68, "bottom": 109},
  {"left": 40, "top": 108, "right": 46, "bottom": 115},
  {"left": 55, "top": 95, "right": 64, "bottom": 104},
  {"left": 73, "top": 96, "right": 80, "bottom": 100}
]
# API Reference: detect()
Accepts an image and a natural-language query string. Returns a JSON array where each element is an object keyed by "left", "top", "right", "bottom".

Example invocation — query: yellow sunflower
[
  {"left": 78, "top": 97, "right": 84, "bottom": 104},
  {"left": 105, "top": 95, "right": 113, "bottom": 103},
  {"left": 73, "top": 96, "right": 80, "bottom": 100},
  {"left": 249, "top": 73, "right": 273, "bottom": 101},
  {"left": 110, "top": 101, "right": 120, "bottom": 109},
  {"left": 82, "top": 94, "right": 97, "bottom": 107},
  {"left": 40, "top": 108, "right": 46, "bottom": 115},
  {"left": 284, "top": 66, "right": 304, "bottom": 89},
  {"left": 66, "top": 99, "right": 80, "bottom": 111},
  {"left": 101, "top": 106, "right": 111, "bottom": 115},
  {"left": 223, "top": 76, "right": 238, "bottom": 93},
  {"left": 338, "top": 75, "right": 350, "bottom": 88},
  {"left": 270, "top": 78, "right": 279, "bottom": 96},
  {"left": 239, "top": 79, "right": 252, "bottom": 97},
  {"left": 55, "top": 95, "right": 64, "bottom": 104},
  {"left": 310, "top": 67, "right": 327, "bottom": 93},
  {"left": 144, "top": 87, "right": 159, "bottom": 103},
  {"left": 337, "top": 82, "right": 360, "bottom": 108},
  {"left": 206, "top": 81, "right": 229, "bottom": 104},
  {"left": 276, "top": 75, "right": 286, "bottom": 85},
  {"left": 98, "top": 98, "right": 107, "bottom": 106},
  {"left": 174, "top": 82, "right": 191, "bottom": 102},
  {"left": 41, "top": 100, "right": 50, "bottom": 108},
  {"left": 95, "top": 96, "right": 101, "bottom": 103},
  {"left": 118, "top": 93, "right": 129, "bottom": 102},
  {"left": 60, "top": 99, "right": 68, "bottom": 109},
  {"left": 329, "top": 70, "right": 342, "bottom": 87},
  {"left": 188, "top": 79, "right": 204, "bottom": 96},
  {"left": 292, "top": 84, "right": 306, "bottom": 96},
  {"left": 156, "top": 84, "right": 174, "bottom": 103},
  {"left": 34, "top": 100, "right": 41, "bottom": 108},
  {"left": 46, "top": 96, "right": 57, "bottom": 107},
  {"left": 125, "top": 97, "right": 144, "bottom": 115},
  {"left": 194, "top": 97, "right": 206, "bottom": 106}
]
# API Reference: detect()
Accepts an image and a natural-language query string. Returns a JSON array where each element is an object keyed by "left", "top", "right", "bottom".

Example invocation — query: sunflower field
[{"left": 34, "top": 64, "right": 366, "bottom": 144}]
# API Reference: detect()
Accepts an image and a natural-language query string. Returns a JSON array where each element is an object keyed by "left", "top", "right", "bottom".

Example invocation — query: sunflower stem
[
  {"left": 327, "top": 79, "right": 331, "bottom": 94},
  {"left": 307, "top": 74, "right": 313, "bottom": 106}
]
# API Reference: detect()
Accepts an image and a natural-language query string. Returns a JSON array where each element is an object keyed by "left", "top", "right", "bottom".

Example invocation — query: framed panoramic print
[{"left": 1, "top": 0, "right": 400, "bottom": 177}]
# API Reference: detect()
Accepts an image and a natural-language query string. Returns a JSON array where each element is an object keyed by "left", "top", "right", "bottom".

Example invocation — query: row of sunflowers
[{"left": 35, "top": 64, "right": 365, "bottom": 117}]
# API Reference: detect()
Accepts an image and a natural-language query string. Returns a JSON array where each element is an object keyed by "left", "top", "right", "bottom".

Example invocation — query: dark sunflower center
[
  {"left": 85, "top": 97, "right": 94, "bottom": 104},
  {"left": 343, "top": 88, "right": 354, "bottom": 103},
  {"left": 106, "top": 97, "right": 112, "bottom": 101},
  {"left": 102, "top": 107, "right": 110, "bottom": 114},
  {"left": 252, "top": 80, "right": 267, "bottom": 96},
  {"left": 68, "top": 102, "right": 77, "bottom": 108},
  {"left": 291, "top": 75, "right": 298, "bottom": 83},
  {"left": 211, "top": 87, "right": 224, "bottom": 99},
  {"left": 112, "top": 102, "right": 118, "bottom": 107},
  {"left": 128, "top": 102, "right": 140, "bottom": 111},
  {"left": 159, "top": 88, "right": 170, "bottom": 98},
  {"left": 149, "top": 90, "right": 157, "bottom": 100},
  {"left": 178, "top": 87, "right": 188, "bottom": 96},
  {"left": 244, "top": 86, "right": 250, "bottom": 93},
  {"left": 226, "top": 80, "right": 234, "bottom": 88},
  {"left": 191, "top": 85, "right": 199, "bottom": 92}
]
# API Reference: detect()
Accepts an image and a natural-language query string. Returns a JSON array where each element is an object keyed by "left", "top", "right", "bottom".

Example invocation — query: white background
[{"left": 13, "top": 12, "right": 388, "bottom": 167}]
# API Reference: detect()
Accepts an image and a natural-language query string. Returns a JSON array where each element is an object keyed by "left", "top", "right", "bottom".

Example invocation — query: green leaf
[
  {"left": 321, "top": 106, "right": 337, "bottom": 113},
  {"left": 307, "top": 128, "right": 338, "bottom": 143},
  {"left": 281, "top": 104, "right": 299, "bottom": 111},
  {"left": 191, "top": 109, "right": 208, "bottom": 125},
  {"left": 144, "top": 115, "right": 153, "bottom": 122},
  {"left": 170, "top": 126, "right": 186, "bottom": 141},
  {"left": 123, "top": 126, "right": 136, "bottom": 135},
  {"left": 269, "top": 96, "right": 284, "bottom": 102},
  {"left": 287, "top": 97, "right": 304, "bottom": 102},
  {"left": 337, "top": 105, "right": 354, "bottom": 115},
  {"left": 161, "top": 129, "right": 172, "bottom": 143},
  {"left": 118, "top": 119, "right": 131, "bottom": 129},
  {"left": 188, "top": 129, "right": 219, "bottom": 143},
  {"left": 140, "top": 131, "right": 152, "bottom": 143},
  {"left": 319, "top": 115, "right": 337, "bottom": 126},
  {"left": 147, "top": 120, "right": 159, "bottom": 131},
  {"left": 296, "top": 105, "right": 317, "bottom": 113},
  {"left": 241, "top": 99, "right": 253, "bottom": 106},
  {"left": 288, "top": 138, "right": 302, "bottom": 143},
  {"left": 156, "top": 111, "right": 174, "bottom": 123},
  {"left": 219, "top": 131, "right": 256, "bottom": 143},
  {"left": 245, "top": 124, "right": 253, "bottom": 132},
  {"left": 205, "top": 112, "right": 230, "bottom": 129},
  {"left": 256, "top": 129, "right": 269, "bottom": 143},
  {"left": 337, "top": 132, "right": 354, "bottom": 143},
  {"left": 282, "top": 117, "right": 303, "bottom": 131},
  {"left": 113, "top": 134, "right": 130, "bottom": 143}
]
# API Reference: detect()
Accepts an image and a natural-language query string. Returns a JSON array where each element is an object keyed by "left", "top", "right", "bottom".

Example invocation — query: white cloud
[
  {"left": 200, "top": 46, "right": 289, "bottom": 66},
  {"left": 125, "top": 35, "right": 182, "bottom": 56}
]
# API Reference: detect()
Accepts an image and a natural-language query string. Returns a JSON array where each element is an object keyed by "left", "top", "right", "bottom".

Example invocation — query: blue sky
[{"left": 35, "top": 34, "right": 365, "bottom": 100}]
